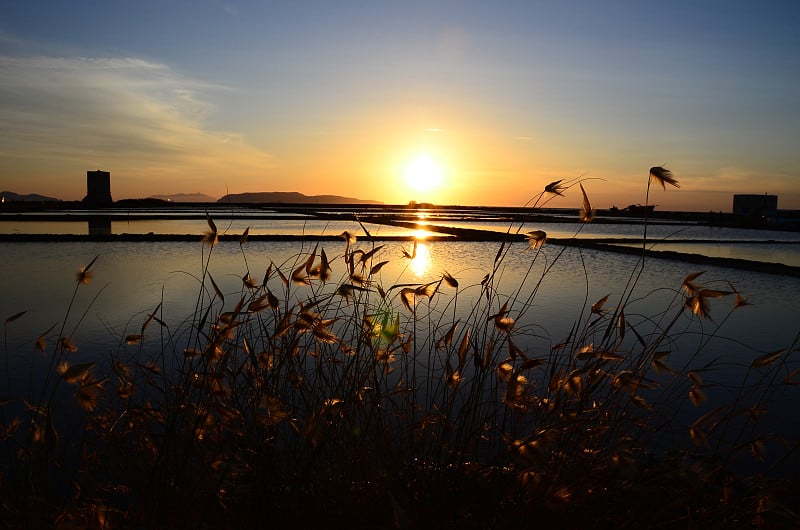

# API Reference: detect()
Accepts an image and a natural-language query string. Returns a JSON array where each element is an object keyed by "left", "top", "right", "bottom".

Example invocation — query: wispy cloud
[
  {"left": 210, "top": 0, "right": 240, "bottom": 16},
  {"left": 0, "top": 54, "right": 272, "bottom": 198},
  {"left": 0, "top": 31, "right": 25, "bottom": 48}
]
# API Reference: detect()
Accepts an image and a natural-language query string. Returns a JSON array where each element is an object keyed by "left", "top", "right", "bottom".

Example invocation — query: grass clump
[{"left": 2, "top": 169, "right": 799, "bottom": 529}]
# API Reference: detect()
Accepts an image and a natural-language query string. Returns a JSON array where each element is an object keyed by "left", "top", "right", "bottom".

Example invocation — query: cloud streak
[{"left": 0, "top": 54, "right": 272, "bottom": 199}]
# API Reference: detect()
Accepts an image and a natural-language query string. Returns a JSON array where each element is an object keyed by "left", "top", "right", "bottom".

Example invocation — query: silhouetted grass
[{"left": 1, "top": 169, "right": 799, "bottom": 529}]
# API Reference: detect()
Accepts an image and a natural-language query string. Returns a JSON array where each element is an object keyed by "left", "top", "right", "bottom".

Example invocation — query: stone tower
[{"left": 83, "top": 170, "right": 113, "bottom": 206}]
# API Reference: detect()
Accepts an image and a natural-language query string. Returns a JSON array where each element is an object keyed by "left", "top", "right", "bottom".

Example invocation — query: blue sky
[{"left": 1, "top": 1, "right": 798, "bottom": 209}]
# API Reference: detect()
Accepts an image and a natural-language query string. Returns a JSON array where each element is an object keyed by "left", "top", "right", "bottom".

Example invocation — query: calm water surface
[
  {"left": 4, "top": 212, "right": 799, "bottom": 266},
  {"left": 2, "top": 236, "right": 799, "bottom": 458},
  {"left": 2, "top": 238, "right": 798, "bottom": 367},
  {"left": 3, "top": 210, "right": 799, "bottom": 481},
  {"left": 0, "top": 218, "right": 440, "bottom": 238}
]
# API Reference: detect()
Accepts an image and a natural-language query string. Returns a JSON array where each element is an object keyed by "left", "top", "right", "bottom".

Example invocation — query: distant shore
[{"left": 2, "top": 201, "right": 800, "bottom": 231}]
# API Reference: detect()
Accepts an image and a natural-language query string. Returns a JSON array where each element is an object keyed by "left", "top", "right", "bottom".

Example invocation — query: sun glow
[
  {"left": 409, "top": 241, "right": 431, "bottom": 277},
  {"left": 403, "top": 154, "right": 444, "bottom": 193}
]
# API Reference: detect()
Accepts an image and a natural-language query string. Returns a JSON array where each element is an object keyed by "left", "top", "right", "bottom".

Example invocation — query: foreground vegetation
[{"left": 2, "top": 169, "right": 799, "bottom": 528}]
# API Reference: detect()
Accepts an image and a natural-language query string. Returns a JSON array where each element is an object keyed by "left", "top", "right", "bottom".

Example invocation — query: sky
[{"left": 1, "top": 1, "right": 799, "bottom": 210}]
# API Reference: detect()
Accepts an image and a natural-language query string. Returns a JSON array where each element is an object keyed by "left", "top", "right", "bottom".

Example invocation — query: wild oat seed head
[
  {"left": 526, "top": 230, "right": 547, "bottom": 250},
  {"left": 649, "top": 166, "right": 680, "bottom": 189},
  {"left": 544, "top": 179, "right": 566, "bottom": 196},
  {"left": 59, "top": 336, "right": 78, "bottom": 352},
  {"left": 76, "top": 268, "right": 93, "bottom": 285},
  {"left": 205, "top": 212, "right": 218, "bottom": 233},
  {"left": 339, "top": 231, "right": 357, "bottom": 244},
  {"left": 579, "top": 183, "right": 595, "bottom": 222},
  {"left": 682, "top": 271, "right": 705, "bottom": 295},
  {"left": 202, "top": 231, "right": 218, "bottom": 246}
]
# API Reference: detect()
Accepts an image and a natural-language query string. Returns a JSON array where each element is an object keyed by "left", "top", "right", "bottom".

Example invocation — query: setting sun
[{"left": 403, "top": 154, "right": 444, "bottom": 193}]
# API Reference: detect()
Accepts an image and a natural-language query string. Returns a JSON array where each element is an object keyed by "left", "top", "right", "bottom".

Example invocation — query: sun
[{"left": 403, "top": 154, "right": 444, "bottom": 193}]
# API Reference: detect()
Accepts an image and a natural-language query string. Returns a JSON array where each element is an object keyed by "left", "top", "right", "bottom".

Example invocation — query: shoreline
[{"left": 2, "top": 202, "right": 799, "bottom": 231}]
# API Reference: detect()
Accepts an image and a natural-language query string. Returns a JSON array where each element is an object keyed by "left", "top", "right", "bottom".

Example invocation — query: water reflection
[
  {"left": 2, "top": 240, "right": 799, "bottom": 404},
  {"left": 0, "top": 218, "right": 440, "bottom": 238},
  {"left": 410, "top": 241, "right": 431, "bottom": 277},
  {"left": 88, "top": 216, "right": 111, "bottom": 235}
]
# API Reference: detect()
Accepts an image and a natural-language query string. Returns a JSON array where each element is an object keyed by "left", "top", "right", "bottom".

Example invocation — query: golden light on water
[{"left": 410, "top": 241, "right": 431, "bottom": 277}]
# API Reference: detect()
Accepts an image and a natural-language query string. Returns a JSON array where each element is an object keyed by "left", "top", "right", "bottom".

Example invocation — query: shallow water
[
  {"left": 614, "top": 240, "right": 800, "bottom": 266},
  {"left": 1, "top": 235, "right": 799, "bottom": 478},
  {"left": 2, "top": 238, "right": 798, "bottom": 374},
  {"left": 0, "top": 217, "right": 439, "bottom": 238}
]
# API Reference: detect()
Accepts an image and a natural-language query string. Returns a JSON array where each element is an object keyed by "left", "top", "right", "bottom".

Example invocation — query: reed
[{"left": 1, "top": 168, "right": 799, "bottom": 529}]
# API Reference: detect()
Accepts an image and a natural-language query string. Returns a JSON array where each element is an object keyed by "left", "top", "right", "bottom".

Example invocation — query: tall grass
[{"left": 2, "top": 169, "right": 799, "bottom": 528}]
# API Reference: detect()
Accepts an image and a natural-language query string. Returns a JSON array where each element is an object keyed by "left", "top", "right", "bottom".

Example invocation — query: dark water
[{"left": 1, "top": 213, "right": 799, "bottom": 475}]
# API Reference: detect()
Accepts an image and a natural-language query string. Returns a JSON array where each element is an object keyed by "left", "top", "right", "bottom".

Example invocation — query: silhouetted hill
[
  {"left": 218, "top": 192, "right": 381, "bottom": 204},
  {"left": 151, "top": 193, "right": 217, "bottom": 203},
  {"left": 1, "top": 191, "right": 60, "bottom": 202},
  {"left": 116, "top": 198, "right": 171, "bottom": 207}
]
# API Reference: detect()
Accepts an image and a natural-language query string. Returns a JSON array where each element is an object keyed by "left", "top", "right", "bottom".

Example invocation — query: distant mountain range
[
  {"left": 150, "top": 193, "right": 218, "bottom": 203},
  {"left": 1, "top": 191, "right": 60, "bottom": 202},
  {"left": 218, "top": 192, "right": 381, "bottom": 205},
  {"left": 0, "top": 190, "right": 380, "bottom": 205}
]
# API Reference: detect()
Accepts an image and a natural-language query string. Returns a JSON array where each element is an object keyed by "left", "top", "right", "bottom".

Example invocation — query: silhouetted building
[
  {"left": 732, "top": 194, "right": 777, "bottom": 216},
  {"left": 83, "top": 170, "right": 113, "bottom": 206}
]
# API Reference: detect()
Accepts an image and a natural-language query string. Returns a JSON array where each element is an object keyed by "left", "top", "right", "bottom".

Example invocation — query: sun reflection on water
[{"left": 410, "top": 241, "right": 431, "bottom": 277}]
